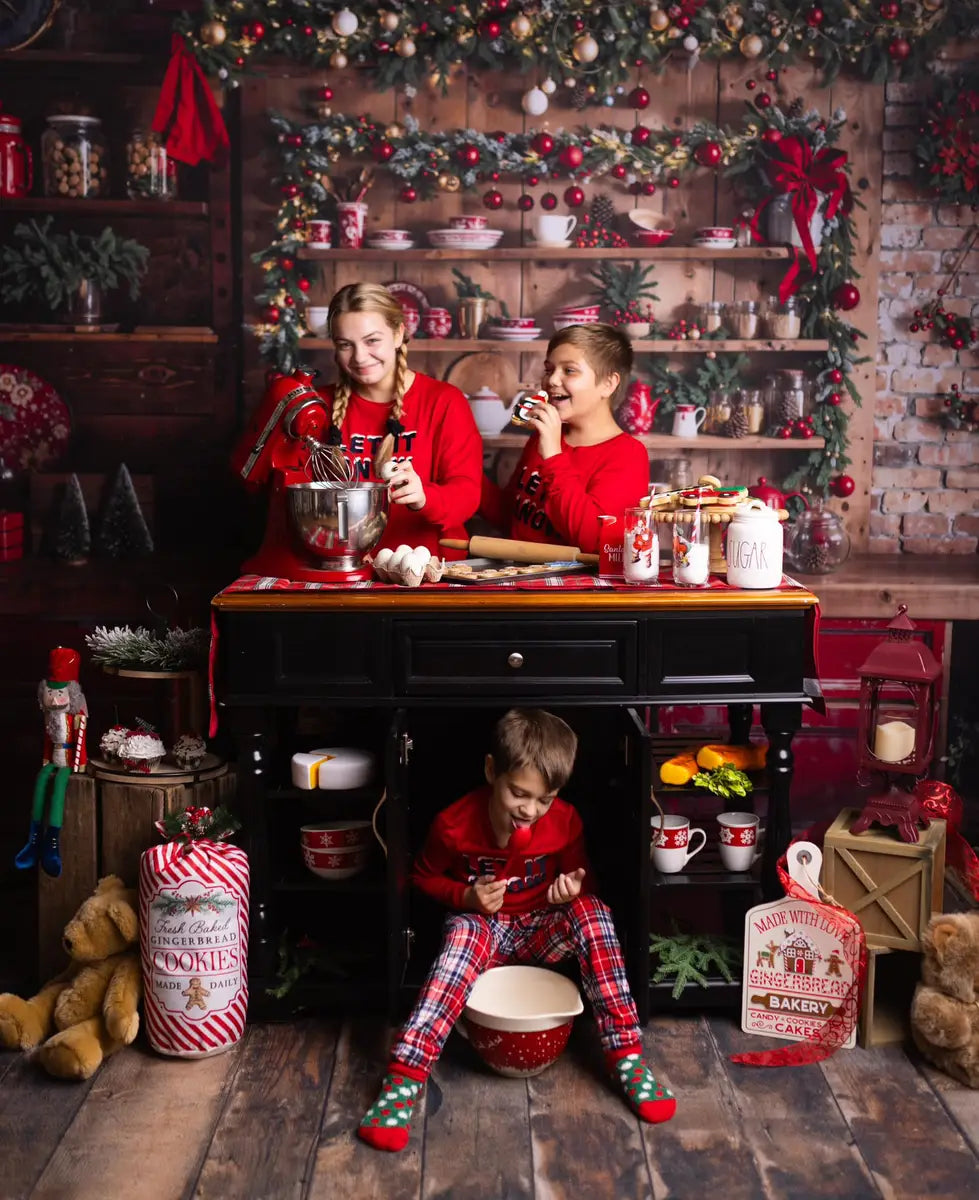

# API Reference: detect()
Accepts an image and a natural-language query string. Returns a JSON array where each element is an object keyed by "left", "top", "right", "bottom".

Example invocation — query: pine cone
[
  {"left": 774, "top": 393, "right": 801, "bottom": 426},
  {"left": 787, "top": 98, "right": 804, "bottom": 118},
  {"left": 724, "top": 402, "right": 749, "bottom": 439},
  {"left": 798, "top": 543, "right": 832, "bottom": 572},
  {"left": 571, "top": 84, "right": 590, "bottom": 111},
  {"left": 590, "top": 193, "right": 616, "bottom": 229}
]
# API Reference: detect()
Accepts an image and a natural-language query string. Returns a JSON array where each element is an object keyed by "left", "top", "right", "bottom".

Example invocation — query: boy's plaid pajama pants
[{"left": 392, "top": 894, "right": 642, "bottom": 1073}]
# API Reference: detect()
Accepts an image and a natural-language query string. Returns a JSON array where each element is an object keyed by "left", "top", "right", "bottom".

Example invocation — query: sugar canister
[{"left": 725, "top": 499, "right": 783, "bottom": 589}]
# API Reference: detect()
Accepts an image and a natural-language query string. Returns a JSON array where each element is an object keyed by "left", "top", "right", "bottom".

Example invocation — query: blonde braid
[
  {"left": 373, "top": 339, "right": 410, "bottom": 473},
  {"left": 332, "top": 372, "right": 351, "bottom": 432}
]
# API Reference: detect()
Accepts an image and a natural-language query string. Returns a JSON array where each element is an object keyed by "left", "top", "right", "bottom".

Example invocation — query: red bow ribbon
[
  {"left": 750, "top": 136, "right": 852, "bottom": 302},
  {"left": 730, "top": 842, "right": 867, "bottom": 1068},
  {"left": 916, "top": 780, "right": 979, "bottom": 902},
  {"left": 153, "top": 35, "right": 230, "bottom": 167}
]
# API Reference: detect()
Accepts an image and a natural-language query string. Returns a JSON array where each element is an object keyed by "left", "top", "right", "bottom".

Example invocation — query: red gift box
[
  {"left": 0, "top": 511, "right": 24, "bottom": 560},
  {"left": 0, "top": 510, "right": 23, "bottom": 533}
]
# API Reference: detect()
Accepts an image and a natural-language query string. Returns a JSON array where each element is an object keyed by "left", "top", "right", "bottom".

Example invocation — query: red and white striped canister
[{"left": 139, "top": 837, "right": 249, "bottom": 1058}]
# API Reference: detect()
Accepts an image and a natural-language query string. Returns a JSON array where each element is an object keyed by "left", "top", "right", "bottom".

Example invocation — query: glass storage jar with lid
[
  {"left": 126, "top": 127, "right": 177, "bottom": 200},
  {"left": 763, "top": 295, "right": 804, "bottom": 340},
  {"left": 726, "top": 299, "right": 760, "bottom": 339},
  {"left": 785, "top": 497, "right": 851, "bottom": 574},
  {"left": 697, "top": 300, "right": 725, "bottom": 334},
  {"left": 42, "top": 114, "right": 108, "bottom": 198},
  {"left": 773, "top": 368, "right": 809, "bottom": 427}
]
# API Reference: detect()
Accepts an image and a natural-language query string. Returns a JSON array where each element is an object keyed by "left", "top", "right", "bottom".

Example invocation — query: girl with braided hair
[{"left": 324, "top": 283, "right": 483, "bottom": 557}]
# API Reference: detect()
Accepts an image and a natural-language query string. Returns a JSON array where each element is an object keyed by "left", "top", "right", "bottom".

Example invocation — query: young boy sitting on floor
[
  {"left": 358, "top": 708, "right": 675, "bottom": 1152},
  {"left": 479, "top": 323, "right": 650, "bottom": 554}
]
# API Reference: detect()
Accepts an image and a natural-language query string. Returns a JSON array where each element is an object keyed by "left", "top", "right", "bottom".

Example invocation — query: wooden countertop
[{"left": 794, "top": 555, "right": 979, "bottom": 621}]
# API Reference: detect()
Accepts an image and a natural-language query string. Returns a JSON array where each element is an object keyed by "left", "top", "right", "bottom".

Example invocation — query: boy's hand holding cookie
[
  {"left": 465, "top": 875, "right": 509, "bottom": 915},
  {"left": 527, "top": 399, "right": 564, "bottom": 460},
  {"left": 547, "top": 867, "right": 586, "bottom": 906}
]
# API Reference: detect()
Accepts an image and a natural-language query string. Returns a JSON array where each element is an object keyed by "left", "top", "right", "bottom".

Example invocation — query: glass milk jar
[
  {"left": 726, "top": 500, "right": 784, "bottom": 589},
  {"left": 624, "top": 507, "right": 659, "bottom": 584}
]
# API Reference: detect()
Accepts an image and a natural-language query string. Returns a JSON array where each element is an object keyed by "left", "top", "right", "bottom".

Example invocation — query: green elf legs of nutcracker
[{"left": 15, "top": 762, "right": 72, "bottom": 877}]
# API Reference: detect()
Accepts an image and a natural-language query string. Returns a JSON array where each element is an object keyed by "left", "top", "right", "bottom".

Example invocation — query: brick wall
[{"left": 872, "top": 74, "right": 979, "bottom": 555}]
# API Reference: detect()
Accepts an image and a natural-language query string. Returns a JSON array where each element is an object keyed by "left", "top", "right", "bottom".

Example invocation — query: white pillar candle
[{"left": 873, "top": 719, "right": 916, "bottom": 763}]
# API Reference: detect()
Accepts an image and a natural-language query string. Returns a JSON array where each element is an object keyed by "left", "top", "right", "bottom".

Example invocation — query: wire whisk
[{"left": 303, "top": 436, "right": 355, "bottom": 485}]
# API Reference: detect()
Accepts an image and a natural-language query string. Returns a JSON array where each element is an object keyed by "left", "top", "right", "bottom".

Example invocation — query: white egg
[
  {"left": 403, "top": 551, "right": 427, "bottom": 576},
  {"left": 412, "top": 546, "right": 431, "bottom": 562},
  {"left": 395, "top": 544, "right": 413, "bottom": 556},
  {"left": 374, "top": 548, "right": 394, "bottom": 568},
  {"left": 379, "top": 460, "right": 398, "bottom": 481}
]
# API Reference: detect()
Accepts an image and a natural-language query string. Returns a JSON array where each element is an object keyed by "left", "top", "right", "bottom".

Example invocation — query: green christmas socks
[
  {"left": 357, "top": 1061, "right": 426, "bottom": 1152},
  {"left": 606, "top": 1046, "right": 677, "bottom": 1124}
]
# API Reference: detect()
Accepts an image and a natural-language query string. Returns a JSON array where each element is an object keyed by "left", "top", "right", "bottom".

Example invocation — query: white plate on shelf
[
  {"left": 367, "top": 239, "right": 416, "bottom": 250},
  {"left": 487, "top": 329, "right": 543, "bottom": 340},
  {"left": 692, "top": 237, "right": 738, "bottom": 249}
]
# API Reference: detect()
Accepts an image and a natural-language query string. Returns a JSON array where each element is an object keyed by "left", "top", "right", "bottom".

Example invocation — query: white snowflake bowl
[{"left": 301, "top": 843, "right": 371, "bottom": 881}]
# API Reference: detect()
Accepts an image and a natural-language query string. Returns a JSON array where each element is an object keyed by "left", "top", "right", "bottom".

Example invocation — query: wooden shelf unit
[
  {"left": 483, "top": 433, "right": 826, "bottom": 451},
  {"left": 298, "top": 246, "right": 794, "bottom": 263},
  {"left": 0, "top": 198, "right": 210, "bottom": 219},
  {"left": 0, "top": 328, "right": 218, "bottom": 343},
  {"left": 298, "top": 336, "right": 830, "bottom": 354}
]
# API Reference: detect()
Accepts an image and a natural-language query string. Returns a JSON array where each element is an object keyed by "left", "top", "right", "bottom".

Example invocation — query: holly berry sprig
[
  {"left": 940, "top": 385, "right": 979, "bottom": 432},
  {"left": 573, "top": 214, "right": 629, "bottom": 249},
  {"left": 156, "top": 805, "right": 241, "bottom": 844}
]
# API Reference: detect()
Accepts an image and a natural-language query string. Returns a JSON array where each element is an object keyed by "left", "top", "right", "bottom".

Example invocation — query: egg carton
[{"left": 367, "top": 544, "right": 445, "bottom": 587}]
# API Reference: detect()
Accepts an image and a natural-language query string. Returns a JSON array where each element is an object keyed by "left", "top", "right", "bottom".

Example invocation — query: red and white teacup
[
  {"left": 716, "top": 811, "right": 761, "bottom": 872},
  {"left": 651, "top": 814, "right": 706, "bottom": 873},
  {"left": 307, "top": 219, "right": 333, "bottom": 247},
  {"left": 336, "top": 201, "right": 368, "bottom": 249},
  {"left": 696, "top": 225, "right": 735, "bottom": 240},
  {"left": 449, "top": 215, "right": 488, "bottom": 231},
  {"left": 422, "top": 307, "right": 452, "bottom": 338}
]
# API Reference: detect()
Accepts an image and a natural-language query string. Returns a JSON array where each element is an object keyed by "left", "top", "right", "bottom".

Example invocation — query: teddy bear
[
  {"left": 0, "top": 875, "right": 142, "bottom": 1080},
  {"left": 910, "top": 910, "right": 979, "bottom": 1089}
]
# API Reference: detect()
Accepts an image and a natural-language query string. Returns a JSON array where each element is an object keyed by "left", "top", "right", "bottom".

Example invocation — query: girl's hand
[
  {"left": 546, "top": 867, "right": 585, "bottom": 906},
  {"left": 526, "top": 400, "right": 564, "bottom": 460},
  {"left": 464, "top": 875, "right": 508, "bottom": 915},
  {"left": 388, "top": 460, "right": 426, "bottom": 511}
]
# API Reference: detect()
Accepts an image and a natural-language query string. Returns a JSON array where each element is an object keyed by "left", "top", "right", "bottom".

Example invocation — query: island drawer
[{"left": 394, "top": 619, "right": 638, "bottom": 697}]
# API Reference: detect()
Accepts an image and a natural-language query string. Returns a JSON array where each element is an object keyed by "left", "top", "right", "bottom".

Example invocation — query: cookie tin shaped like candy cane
[{"left": 140, "top": 806, "right": 249, "bottom": 1058}]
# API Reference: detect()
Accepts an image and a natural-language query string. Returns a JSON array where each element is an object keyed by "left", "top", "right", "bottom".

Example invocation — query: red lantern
[
  {"left": 694, "top": 141, "right": 722, "bottom": 167},
  {"left": 832, "top": 282, "right": 861, "bottom": 311},
  {"left": 850, "top": 606, "right": 941, "bottom": 842}
]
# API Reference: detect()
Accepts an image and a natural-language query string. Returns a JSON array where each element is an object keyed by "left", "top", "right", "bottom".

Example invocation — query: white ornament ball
[
  {"left": 522, "top": 87, "right": 549, "bottom": 117},
  {"left": 332, "top": 8, "right": 359, "bottom": 37},
  {"left": 540, "top": 78, "right": 557, "bottom": 95},
  {"left": 396, "top": 37, "right": 416, "bottom": 58},
  {"left": 380, "top": 12, "right": 400, "bottom": 33},
  {"left": 572, "top": 35, "right": 599, "bottom": 64},
  {"left": 683, "top": 35, "right": 699, "bottom": 52},
  {"left": 510, "top": 14, "right": 532, "bottom": 40},
  {"left": 330, "top": 50, "right": 348, "bottom": 69}
]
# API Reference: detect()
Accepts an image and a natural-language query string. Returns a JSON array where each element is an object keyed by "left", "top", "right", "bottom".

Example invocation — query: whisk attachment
[{"left": 303, "top": 434, "right": 355, "bottom": 485}]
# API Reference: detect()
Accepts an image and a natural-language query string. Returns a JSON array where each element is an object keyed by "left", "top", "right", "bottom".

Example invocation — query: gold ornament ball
[
  {"left": 330, "top": 51, "right": 349, "bottom": 69},
  {"left": 510, "top": 14, "right": 532, "bottom": 40},
  {"left": 649, "top": 9, "right": 670, "bottom": 32},
  {"left": 385, "top": 123, "right": 403, "bottom": 140},
  {"left": 315, "top": 103, "right": 333, "bottom": 120},
  {"left": 573, "top": 34, "right": 599, "bottom": 64},
  {"left": 725, "top": 14, "right": 744, "bottom": 33},
  {"left": 380, "top": 12, "right": 400, "bottom": 32},
  {"left": 443, "top": 173, "right": 461, "bottom": 193},
  {"left": 396, "top": 37, "right": 417, "bottom": 58},
  {"left": 922, "top": 0, "right": 943, "bottom": 9},
  {"left": 200, "top": 20, "right": 227, "bottom": 46},
  {"left": 739, "top": 34, "right": 764, "bottom": 59}
]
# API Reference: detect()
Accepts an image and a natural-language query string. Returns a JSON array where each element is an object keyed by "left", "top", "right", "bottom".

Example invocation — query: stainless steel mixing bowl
[{"left": 286, "top": 482, "right": 389, "bottom": 571}]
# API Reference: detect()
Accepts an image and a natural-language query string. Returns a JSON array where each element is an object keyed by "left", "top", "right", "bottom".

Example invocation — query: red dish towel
[{"left": 153, "top": 35, "right": 230, "bottom": 167}]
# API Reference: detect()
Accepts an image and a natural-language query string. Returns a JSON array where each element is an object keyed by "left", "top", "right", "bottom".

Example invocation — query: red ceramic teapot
[
  {"left": 748, "top": 476, "right": 809, "bottom": 512},
  {"left": 0, "top": 107, "right": 33, "bottom": 199}
]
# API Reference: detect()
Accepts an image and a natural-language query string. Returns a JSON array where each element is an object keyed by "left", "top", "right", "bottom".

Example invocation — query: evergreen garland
[
  {"left": 177, "top": 2, "right": 976, "bottom": 94},
  {"left": 650, "top": 930, "right": 742, "bottom": 998},
  {"left": 85, "top": 624, "right": 210, "bottom": 671},
  {"left": 156, "top": 805, "right": 241, "bottom": 844}
]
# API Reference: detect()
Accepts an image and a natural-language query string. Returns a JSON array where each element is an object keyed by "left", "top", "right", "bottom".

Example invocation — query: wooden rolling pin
[{"left": 440, "top": 536, "right": 599, "bottom": 565}]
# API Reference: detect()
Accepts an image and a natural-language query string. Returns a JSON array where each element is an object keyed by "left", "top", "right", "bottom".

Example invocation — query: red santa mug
[
  {"left": 650, "top": 814, "right": 706, "bottom": 874},
  {"left": 716, "top": 811, "right": 761, "bottom": 872},
  {"left": 307, "top": 219, "right": 332, "bottom": 247},
  {"left": 598, "top": 513, "right": 625, "bottom": 577},
  {"left": 336, "top": 201, "right": 367, "bottom": 249}
]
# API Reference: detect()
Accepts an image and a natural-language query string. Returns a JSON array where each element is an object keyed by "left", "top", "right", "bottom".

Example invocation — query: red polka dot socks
[
  {"left": 605, "top": 1046, "right": 677, "bottom": 1124},
  {"left": 357, "top": 1061, "right": 426, "bottom": 1152}
]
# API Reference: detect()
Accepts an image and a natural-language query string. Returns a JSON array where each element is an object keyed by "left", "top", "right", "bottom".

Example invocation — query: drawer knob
[{"left": 507, "top": 652, "right": 524, "bottom": 669}]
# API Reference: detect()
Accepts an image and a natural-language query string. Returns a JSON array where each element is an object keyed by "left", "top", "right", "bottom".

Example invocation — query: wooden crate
[
  {"left": 36, "top": 766, "right": 235, "bottom": 980},
  {"left": 858, "top": 946, "right": 922, "bottom": 1049},
  {"left": 822, "top": 808, "right": 946, "bottom": 952}
]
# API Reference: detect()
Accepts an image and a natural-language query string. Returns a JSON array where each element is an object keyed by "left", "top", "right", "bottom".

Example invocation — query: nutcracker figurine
[{"left": 14, "top": 647, "right": 88, "bottom": 877}]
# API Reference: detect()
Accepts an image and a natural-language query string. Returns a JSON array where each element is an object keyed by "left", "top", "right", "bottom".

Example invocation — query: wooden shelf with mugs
[{"left": 299, "top": 337, "right": 831, "bottom": 354}]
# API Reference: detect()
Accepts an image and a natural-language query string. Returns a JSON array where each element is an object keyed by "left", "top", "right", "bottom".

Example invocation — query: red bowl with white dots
[{"left": 462, "top": 966, "right": 584, "bottom": 1078}]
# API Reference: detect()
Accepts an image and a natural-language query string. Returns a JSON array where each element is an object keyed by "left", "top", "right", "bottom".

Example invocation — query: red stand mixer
[{"left": 231, "top": 368, "right": 388, "bottom": 582}]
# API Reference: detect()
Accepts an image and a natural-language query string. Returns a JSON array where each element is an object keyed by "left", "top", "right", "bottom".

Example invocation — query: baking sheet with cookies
[{"left": 442, "top": 558, "right": 587, "bottom": 584}]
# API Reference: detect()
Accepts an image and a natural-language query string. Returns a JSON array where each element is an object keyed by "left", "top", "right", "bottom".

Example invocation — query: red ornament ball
[
  {"left": 611, "top": 163, "right": 627, "bottom": 179},
  {"left": 806, "top": 7, "right": 824, "bottom": 27},
  {"left": 399, "top": 185, "right": 417, "bottom": 203},
  {"left": 832, "top": 282, "right": 861, "bottom": 311},
  {"left": 754, "top": 93, "right": 772, "bottom": 110},
  {"left": 559, "top": 144, "right": 584, "bottom": 169},
  {"left": 694, "top": 141, "right": 723, "bottom": 168},
  {"left": 373, "top": 140, "right": 395, "bottom": 162},
  {"left": 766, "top": 69, "right": 778, "bottom": 82},
  {"left": 518, "top": 194, "right": 534, "bottom": 211},
  {"left": 317, "top": 85, "right": 334, "bottom": 103},
  {"left": 483, "top": 188, "right": 504, "bottom": 210},
  {"left": 888, "top": 37, "right": 911, "bottom": 61},
  {"left": 667, "top": 175, "right": 680, "bottom": 189},
  {"left": 629, "top": 87, "right": 651, "bottom": 110},
  {"left": 564, "top": 185, "right": 585, "bottom": 207},
  {"left": 828, "top": 368, "right": 843, "bottom": 384},
  {"left": 283, "top": 295, "right": 294, "bottom": 307},
  {"left": 827, "top": 392, "right": 842, "bottom": 406},
  {"left": 541, "top": 192, "right": 558, "bottom": 210},
  {"left": 831, "top": 474, "right": 855, "bottom": 498},
  {"left": 291, "top": 218, "right": 305, "bottom": 231},
  {"left": 762, "top": 128, "right": 782, "bottom": 144},
  {"left": 248, "top": 20, "right": 266, "bottom": 40},
  {"left": 297, "top": 278, "right": 310, "bottom": 293},
  {"left": 458, "top": 144, "right": 481, "bottom": 167},
  {"left": 264, "top": 305, "right": 281, "bottom": 323},
  {"left": 531, "top": 132, "right": 554, "bottom": 156},
  {"left": 630, "top": 125, "right": 651, "bottom": 146},
  {"left": 641, "top": 180, "right": 657, "bottom": 195},
  {"left": 879, "top": 1, "right": 900, "bottom": 17},
  {"left": 481, "top": 19, "right": 502, "bottom": 38},
  {"left": 777, "top": 426, "right": 793, "bottom": 439},
  {"left": 280, "top": 258, "right": 294, "bottom": 271}
]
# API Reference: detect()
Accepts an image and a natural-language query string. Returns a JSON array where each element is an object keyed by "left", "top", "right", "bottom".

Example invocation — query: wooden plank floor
[{"left": 2, "top": 1013, "right": 977, "bottom": 1200}]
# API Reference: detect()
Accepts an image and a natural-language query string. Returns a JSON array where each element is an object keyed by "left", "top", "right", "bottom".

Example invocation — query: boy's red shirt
[
  {"left": 410, "top": 786, "right": 593, "bottom": 916},
  {"left": 479, "top": 430, "right": 649, "bottom": 553}
]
